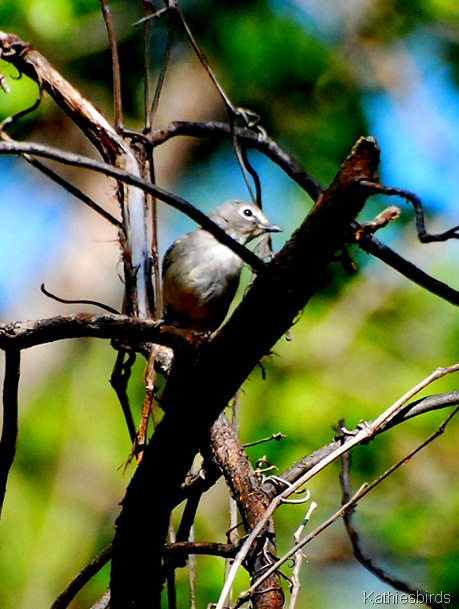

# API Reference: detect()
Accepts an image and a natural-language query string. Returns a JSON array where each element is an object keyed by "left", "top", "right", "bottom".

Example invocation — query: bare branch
[
  {"left": 0, "top": 31, "right": 123, "bottom": 159},
  {"left": 0, "top": 30, "right": 150, "bottom": 317},
  {"left": 274, "top": 389, "right": 459, "bottom": 496},
  {"left": 218, "top": 362, "right": 459, "bottom": 608},
  {"left": 0, "top": 350, "right": 20, "bottom": 517},
  {"left": 288, "top": 502, "right": 317, "bottom": 609},
  {"left": 0, "top": 132, "right": 121, "bottom": 227},
  {"left": 359, "top": 181, "right": 459, "bottom": 243},
  {"left": 99, "top": 0, "right": 124, "bottom": 131},
  {"left": 149, "top": 120, "right": 459, "bottom": 308},
  {"left": 339, "top": 448, "right": 445, "bottom": 609},
  {"left": 149, "top": 120, "right": 324, "bottom": 201},
  {"left": 0, "top": 139, "right": 267, "bottom": 274},
  {"left": 0, "top": 314, "right": 204, "bottom": 352},
  {"left": 210, "top": 413, "right": 284, "bottom": 609},
  {"left": 50, "top": 544, "right": 112, "bottom": 609},
  {"left": 40, "top": 284, "right": 119, "bottom": 314},
  {"left": 108, "top": 137, "right": 382, "bottom": 608},
  {"left": 356, "top": 232, "right": 459, "bottom": 307},
  {"left": 235, "top": 404, "right": 459, "bottom": 609},
  {"left": 165, "top": 541, "right": 237, "bottom": 560}
]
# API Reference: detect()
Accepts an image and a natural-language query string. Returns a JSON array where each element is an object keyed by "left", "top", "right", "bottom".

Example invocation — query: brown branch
[
  {"left": 150, "top": 120, "right": 324, "bottom": 201},
  {"left": 0, "top": 31, "right": 124, "bottom": 160},
  {"left": 0, "top": 30, "right": 151, "bottom": 318},
  {"left": 0, "top": 350, "right": 20, "bottom": 517},
  {"left": 109, "top": 136, "right": 381, "bottom": 608},
  {"left": 175, "top": 387, "right": 459, "bottom": 514},
  {"left": 219, "top": 363, "right": 459, "bottom": 608},
  {"left": 99, "top": 0, "right": 124, "bottom": 131},
  {"left": 149, "top": 120, "right": 459, "bottom": 308},
  {"left": 210, "top": 414, "right": 284, "bottom": 609},
  {"left": 236, "top": 406, "right": 459, "bottom": 609},
  {"left": 359, "top": 182, "right": 459, "bottom": 243},
  {"left": 356, "top": 231, "right": 459, "bottom": 306},
  {"left": 50, "top": 543, "right": 112, "bottom": 609},
  {"left": 0, "top": 313, "right": 205, "bottom": 353},
  {"left": 164, "top": 540, "right": 237, "bottom": 560},
  {"left": 0, "top": 131, "right": 122, "bottom": 228}
]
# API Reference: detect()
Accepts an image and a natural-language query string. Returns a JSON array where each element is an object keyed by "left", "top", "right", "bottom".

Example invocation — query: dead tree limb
[
  {"left": 0, "top": 30, "right": 152, "bottom": 317},
  {"left": 109, "top": 136, "right": 381, "bottom": 608},
  {"left": 210, "top": 413, "right": 284, "bottom": 609}
]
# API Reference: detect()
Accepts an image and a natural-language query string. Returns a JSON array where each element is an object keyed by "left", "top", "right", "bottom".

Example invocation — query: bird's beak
[{"left": 264, "top": 222, "right": 282, "bottom": 233}]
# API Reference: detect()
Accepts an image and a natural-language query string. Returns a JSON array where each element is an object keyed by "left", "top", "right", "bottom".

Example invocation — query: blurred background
[{"left": 1, "top": 0, "right": 459, "bottom": 607}]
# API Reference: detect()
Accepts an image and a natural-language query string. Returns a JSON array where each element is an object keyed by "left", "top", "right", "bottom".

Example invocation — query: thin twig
[
  {"left": 50, "top": 543, "right": 112, "bottom": 609},
  {"left": 148, "top": 26, "right": 174, "bottom": 130},
  {"left": 228, "top": 111, "right": 256, "bottom": 204},
  {"left": 288, "top": 501, "right": 317, "bottom": 609},
  {"left": 0, "top": 132, "right": 121, "bottom": 228},
  {"left": 234, "top": 407, "right": 459, "bottom": 609},
  {"left": 216, "top": 363, "right": 459, "bottom": 609},
  {"left": 339, "top": 442, "right": 446, "bottom": 609},
  {"left": 169, "top": 2, "right": 238, "bottom": 115},
  {"left": 357, "top": 231, "right": 459, "bottom": 307},
  {"left": 342, "top": 406, "right": 459, "bottom": 608},
  {"left": 164, "top": 541, "right": 238, "bottom": 560},
  {"left": 0, "top": 140, "right": 267, "bottom": 274},
  {"left": 110, "top": 350, "right": 137, "bottom": 443},
  {"left": 244, "top": 433, "right": 286, "bottom": 448},
  {"left": 0, "top": 349, "right": 20, "bottom": 517},
  {"left": 143, "top": 0, "right": 154, "bottom": 132},
  {"left": 359, "top": 181, "right": 459, "bottom": 243},
  {"left": 99, "top": 0, "right": 124, "bottom": 131},
  {"left": 40, "top": 284, "right": 119, "bottom": 314}
]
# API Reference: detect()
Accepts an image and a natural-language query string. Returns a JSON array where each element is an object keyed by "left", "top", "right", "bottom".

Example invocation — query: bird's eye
[{"left": 242, "top": 208, "right": 253, "bottom": 217}]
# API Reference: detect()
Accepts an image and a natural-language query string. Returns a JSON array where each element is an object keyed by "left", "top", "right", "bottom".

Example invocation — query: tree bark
[{"left": 110, "top": 136, "right": 381, "bottom": 608}]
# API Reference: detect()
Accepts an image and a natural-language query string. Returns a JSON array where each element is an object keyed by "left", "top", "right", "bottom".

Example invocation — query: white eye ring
[{"left": 241, "top": 207, "right": 254, "bottom": 218}]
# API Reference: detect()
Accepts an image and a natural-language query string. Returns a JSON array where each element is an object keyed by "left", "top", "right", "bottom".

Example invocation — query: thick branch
[
  {"left": 109, "top": 136, "right": 381, "bottom": 608},
  {"left": 210, "top": 414, "right": 284, "bottom": 609},
  {"left": 0, "top": 314, "right": 203, "bottom": 352}
]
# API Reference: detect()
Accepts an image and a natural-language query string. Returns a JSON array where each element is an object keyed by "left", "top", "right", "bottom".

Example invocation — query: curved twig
[
  {"left": 40, "top": 284, "right": 120, "bottom": 314},
  {"left": 339, "top": 445, "right": 446, "bottom": 609}
]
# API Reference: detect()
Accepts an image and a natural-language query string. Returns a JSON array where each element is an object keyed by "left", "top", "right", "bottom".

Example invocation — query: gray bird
[{"left": 162, "top": 199, "right": 281, "bottom": 332}]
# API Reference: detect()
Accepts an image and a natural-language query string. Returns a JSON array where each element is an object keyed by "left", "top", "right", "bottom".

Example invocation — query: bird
[{"left": 162, "top": 199, "right": 281, "bottom": 332}]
